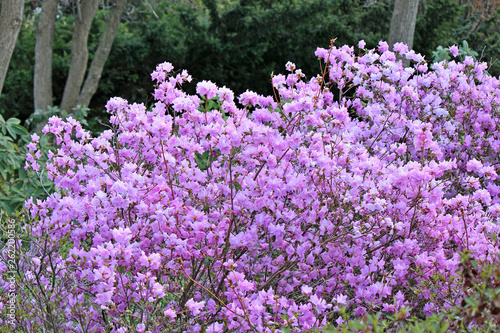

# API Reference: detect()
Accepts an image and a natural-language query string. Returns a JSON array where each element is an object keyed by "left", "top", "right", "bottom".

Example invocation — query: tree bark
[
  {"left": 60, "top": 0, "right": 99, "bottom": 113},
  {"left": 77, "top": 0, "right": 127, "bottom": 108},
  {"left": 34, "top": 0, "right": 58, "bottom": 112},
  {"left": 388, "top": 0, "right": 420, "bottom": 64},
  {"left": 0, "top": 0, "right": 24, "bottom": 97}
]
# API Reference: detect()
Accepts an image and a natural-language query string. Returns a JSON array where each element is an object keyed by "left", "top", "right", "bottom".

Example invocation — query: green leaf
[
  {"left": 432, "top": 45, "right": 450, "bottom": 63},
  {"left": 0, "top": 201, "right": 13, "bottom": 217},
  {"left": 9, "top": 124, "right": 29, "bottom": 137},
  {"left": 6, "top": 118, "right": 20, "bottom": 125},
  {"left": 202, "top": 204, "right": 210, "bottom": 213},
  {"left": 194, "top": 151, "right": 210, "bottom": 171}
]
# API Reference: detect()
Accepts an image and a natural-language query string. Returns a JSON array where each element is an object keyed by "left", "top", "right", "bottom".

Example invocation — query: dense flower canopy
[{"left": 7, "top": 40, "right": 500, "bottom": 332}]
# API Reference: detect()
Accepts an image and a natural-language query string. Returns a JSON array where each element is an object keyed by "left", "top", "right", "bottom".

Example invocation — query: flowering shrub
[{"left": 3, "top": 39, "right": 500, "bottom": 332}]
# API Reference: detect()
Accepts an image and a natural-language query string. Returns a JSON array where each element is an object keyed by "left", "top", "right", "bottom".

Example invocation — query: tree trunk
[
  {"left": 34, "top": 0, "right": 58, "bottom": 112},
  {"left": 0, "top": 0, "right": 24, "bottom": 97},
  {"left": 77, "top": 0, "right": 127, "bottom": 108},
  {"left": 60, "top": 0, "right": 99, "bottom": 113},
  {"left": 389, "top": 0, "right": 419, "bottom": 65}
]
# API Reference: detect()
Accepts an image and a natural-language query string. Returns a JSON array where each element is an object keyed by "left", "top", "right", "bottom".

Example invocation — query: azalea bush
[{"left": 2, "top": 39, "right": 500, "bottom": 332}]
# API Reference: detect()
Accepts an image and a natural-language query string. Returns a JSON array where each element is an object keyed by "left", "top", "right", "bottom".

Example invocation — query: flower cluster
[{"left": 5, "top": 41, "right": 500, "bottom": 332}]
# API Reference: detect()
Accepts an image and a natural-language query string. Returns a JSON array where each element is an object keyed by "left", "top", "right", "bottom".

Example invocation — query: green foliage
[
  {"left": 455, "top": 250, "right": 500, "bottom": 331},
  {"left": 0, "top": 16, "right": 37, "bottom": 121},
  {"left": 0, "top": 115, "right": 28, "bottom": 140},
  {"left": 0, "top": 115, "right": 28, "bottom": 182},
  {"left": 414, "top": 0, "right": 464, "bottom": 59},
  {"left": 183, "top": 0, "right": 391, "bottom": 96},
  {"left": 0, "top": 116, "right": 55, "bottom": 217},
  {"left": 321, "top": 311, "right": 454, "bottom": 333},
  {"left": 450, "top": 4, "right": 500, "bottom": 76},
  {"left": 432, "top": 40, "right": 479, "bottom": 63},
  {"left": 194, "top": 151, "right": 211, "bottom": 171}
]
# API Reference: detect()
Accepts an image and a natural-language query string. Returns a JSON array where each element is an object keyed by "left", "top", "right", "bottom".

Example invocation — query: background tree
[
  {"left": 455, "top": 0, "right": 500, "bottom": 73},
  {"left": 34, "top": 0, "right": 58, "bottom": 112},
  {"left": 77, "top": 0, "right": 127, "bottom": 109},
  {"left": 32, "top": 0, "right": 128, "bottom": 123},
  {"left": 0, "top": 0, "right": 24, "bottom": 97},
  {"left": 60, "top": 0, "right": 99, "bottom": 113},
  {"left": 389, "top": 0, "right": 420, "bottom": 65}
]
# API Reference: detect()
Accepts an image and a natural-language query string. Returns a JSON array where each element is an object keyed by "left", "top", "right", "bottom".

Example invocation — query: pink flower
[
  {"left": 394, "top": 291, "right": 405, "bottom": 308},
  {"left": 30, "top": 133, "right": 40, "bottom": 143},
  {"left": 24, "top": 39, "right": 500, "bottom": 332},
  {"left": 149, "top": 253, "right": 162, "bottom": 270},
  {"left": 334, "top": 294, "right": 348, "bottom": 306},
  {"left": 152, "top": 282, "right": 165, "bottom": 298},
  {"left": 206, "top": 322, "right": 224, "bottom": 333},
  {"left": 423, "top": 302, "right": 436, "bottom": 316},
  {"left": 239, "top": 90, "right": 259, "bottom": 106},
  {"left": 301, "top": 285, "right": 313, "bottom": 295},
  {"left": 309, "top": 295, "right": 331, "bottom": 313},
  {"left": 197, "top": 80, "right": 218, "bottom": 99},
  {"left": 393, "top": 42, "right": 408, "bottom": 54},
  {"left": 164, "top": 308, "right": 176, "bottom": 320},
  {"left": 467, "top": 159, "right": 483, "bottom": 172},
  {"left": 449, "top": 45, "right": 459, "bottom": 57},
  {"left": 186, "top": 299, "right": 205, "bottom": 316},
  {"left": 112, "top": 227, "right": 132, "bottom": 244},
  {"left": 378, "top": 41, "right": 389, "bottom": 53},
  {"left": 218, "top": 86, "right": 234, "bottom": 102},
  {"left": 96, "top": 290, "right": 114, "bottom": 309}
]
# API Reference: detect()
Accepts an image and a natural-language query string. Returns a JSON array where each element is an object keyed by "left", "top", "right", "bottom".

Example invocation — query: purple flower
[
  {"left": 197, "top": 80, "right": 218, "bottom": 99},
  {"left": 449, "top": 45, "right": 459, "bottom": 57},
  {"left": 96, "top": 290, "right": 114, "bottom": 309},
  {"left": 112, "top": 227, "right": 132, "bottom": 244},
  {"left": 393, "top": 42, "right": 408, "bottom": 54},
  {"left": 309, "top": 295, "right": 331, "bottom": 313},
  {"left": 186, "top": 299, "right": 205, "bottom": 316},
  {"left": 378, "top": 41, "right": 389, "bottom": 53},
  {"left": 218, "top": 86, "right": 234, "bottom": 102},
  {"left": 206, "top": 322, "right": 224, "bottom": 333},
  {"left": 301, "top": 285, "right": 313, "bottom": 295},
  {"left": 137, "top": 323, "right": 146, "bottom": 333},
  {"left": 164, "top": 308, "right": 176, "bottom": 320},
  {"left": 334, "top": 294, "right": 348, "bottom": 306}
]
